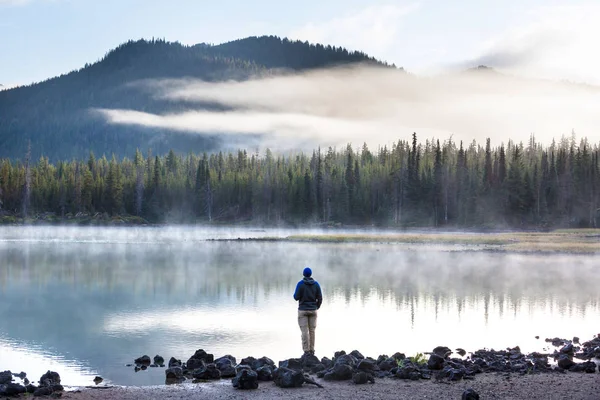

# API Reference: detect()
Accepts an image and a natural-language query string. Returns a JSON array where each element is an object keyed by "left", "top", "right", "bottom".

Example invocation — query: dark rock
[
  {"left": 240, "top": 356, "right": 257, "bottom": 368},
  {"left": 391, "top": 352, "right": 406, "bottom": 361},
  {"left": 352, "top": 371, "right": 369, "bottom": 384},
  {"left": 462, "top": 388, "right": 480, "bottom": 400},
  {"left": 232, "top": 369, "right": 258, "bottom": 390},
  {"left": 0, "top": 383, "right": 26, "bottom": 396},
  {"left": 545, "top": 337, "right": 567, "bottom": 347},
  {"left": 334, "top": 354, "right": 358, "bottom": 368},
  {"left": 253, "top": 357, "right": 275, "bottom": 371},
  {"left": 274, "top": 367, "right": 304, "bottom": 388},
  {"left": 134, "top": 366, "right": 141, "bottom": 373},
  {"left": 432, "top": 346, "right": 452, "bottom": 358},
  {"left": 220, "top": 366, "right": 237, "bottom": 378},
  {"left": 311, "top": 363, "right": 326, "bottom": 374},
  {"left": 357, "top": 359, "right": 377, "bottom": 371},
  {"left": 168, "top": 357, "right": 182, "bottom": 368},
  {"left": 34, "top": 386, "right": 53, "bottom": 397},
  {"left": 26, "top": 384, "right": 37, "bottom": 393},
  {"left": 320, "top": 357, "right": 333, "bottom": 369},
  {"left": 300, "top": 353, "right": 320, "bottom": 368},
  {"left": 573, "top": 337, "right": 580, "bottom": 344},
  {"left": 329, "top": 364, "right": 354, "bottom": 380},
  {"left": 93, "top": 376, "right": 103, "bottom": 385},
  {"left": 39, "top": 371, "right": 61, "bottom": 387},
  {"left": 378, "top": 357, "right": 397, "bottom": 371},
  {"left": 165, "top": 367, "right": 184, "bottom": 381},
  {"left": 134, "top": 355, "right": 151, "bottom": 366},
  {"left": 535, "top": 336, "right": 540, "bottom": 339},
  {"left": 560, "top": 343, "right": 575, "bottom": 355},
  {"left": 316, "top": 371, "right": 326, "bottom": 379},
  {"left": 153, "top": 355, "right": 165, "bottom": 366},
  {"left": 334, "top": 350, "right": 346, "bottom": 359},
  {"left": 192, "top": 364, "right": 221, "bottom": 380},
  {"left": 395, "top": 366, "right": 419, "bottom": 380},
  {"left": 557, "top": 355, "right": 575, "bottom": 370},
  {"left": 0, "top": 370, "right": 12, "bottom": 385},
  {"left": 256, "top": 366, "right": 273, "bottom": 381},
  {"left": 215, "top": 355, "right": 237, "bottom": 368},
  {"left": 186, "top": 357, "right": 205, "bottom": 371},
  {"left": 192, "top": 349, "right": 214, "bottom": 363},
  {"left": 141, "top": 366, "right": 147, "bottom": 371},
  {"left": 455, "top": 348, "right": 467, "bottom": 357},
  {"left": 568, "top": 361, "right": 597, "bottom": 373},
  {"left": 50, "top": 393, "right": 62, "bottom": 399},
  {"left": 350, "top": 350, "right": 365, "bottom": 359},
  {"left": 278, "top": 358, "right": 303, "bottom": 370},
  {"left": 13, "top": 371, "right": 26, "bottom": 380},
  {"left": 427, "top": 354, "right": 445, "bottom": 370}
]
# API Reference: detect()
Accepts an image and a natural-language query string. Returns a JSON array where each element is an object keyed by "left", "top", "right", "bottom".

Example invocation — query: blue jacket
[{"left": 293, "top": 277, "right": 323, "bottom": 311}]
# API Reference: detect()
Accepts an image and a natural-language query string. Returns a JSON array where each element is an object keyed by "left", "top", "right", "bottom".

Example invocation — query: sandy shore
[{"left": 63, "top": 373, "right": 599, "bottom": 400}]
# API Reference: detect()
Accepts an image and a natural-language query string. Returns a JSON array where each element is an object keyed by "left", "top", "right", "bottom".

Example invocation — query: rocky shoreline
[{"left": 4, "top": 335, "right": 597, "bottom": 399}]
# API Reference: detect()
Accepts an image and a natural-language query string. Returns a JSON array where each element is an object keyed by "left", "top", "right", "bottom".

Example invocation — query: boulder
[
  {"left": 134, "top": 355, "right": 151, "bottom": 366},
  {"left": 568, "top": 361, "right": 597, "bottom": 373},
  {"left": 256, "top": 366, "right": 273, "bottom": 381},
  {"left": 220, "top": 365, "right": 237, "bottom": 378},
  {"left": 39, "top": 371, "right": 61, "bottom": 387},
  {"left": 432, "top": 346, "right": 452, "bottom": 358},
  {"left": 334, "top": 354, "right": 358, "bottom": 368},
  {"left": 274, "top": 367, "right": 305, "bottom": 388},
  {"left": 192, "top": 349, "right": 214, "bottom": 363},
  {"left": 278, "top": 358, "right": 303, "bottom": 370},
  {"left": 168, "top": 357, "right": 182, "bottom": 368},
  {"left": 324, "top": 364, "right": 353, "bottom": 381},
  {"left": 557, "top": 355, "right": 575, "bottom": 370},
  {"left": 240, "top": 357, "right": 257, "bottom": 368},
  {"left": 350, "top": 350, "right": 365, "bottom": 359},
  {"left": 357, "top": 359, "right": 377, "bottom": 371},
  {"left": 192, "top": 364, "right": 221, "bottom": 380},
  {"left": 165, "top": 367, "right": 184, "bottom": 381},
  {"left": 334, "top": 350, "right": 346, "bottom": 359},
  {"left": 215, "top": 355, "right": 237, "bottom": 366},
  {"left": 153, "top": 355, "right": 165, "bottom": 366},
  {"left": 560, "top": 343, "right": 575, "bottom": 355},
  {"left": 0, "top": 370, "right": 12, "bottom": 385},
  {"left": 0, "top": 383, "right": 27, "bottom": 396},
  {"left": 462, "top": 388, "right": 480, "bottom": 400},
  {"left": 186, "top": 357, "right": 205, "bottom": 371},
  {"left": 93, "top": 376, "right": 103, "bottom": 385},
  {"left": 300, "top": 353, "right": 320, "bottom": 368},
  {"left": 320, "top": 357, "right": 333, "bottom": 369},
  {"left": 352, "top": 371, "right": 374, "bottom": 384},
  {"left": 378, "top": 357, "right": 397, "bottom": 371},
  {"left": 13, "top": 372, "right": 26, "bottom": 380},
  {"left": 391, "top": 352, "right": 406, "bottom": 361},
  {"left": 311, "top": 364, "right": 326, "bottom": 374},
  {"left": 33, "top": 386, "right": 53, "bottom": 397},
  {"left": 427, "top": 354, "right": 445, "bottom": 370},
  {"left": 253, "top": 357, "right": 276, "bottom": 371},
  {"left": 26, "top": 384, "right": 37, "bottom": 393},
  {"left": 232, "top": 369, "right": 258, "bottom": 390},
  {"left": 455, "top": 348, "right": 467, "bottom": 357}
]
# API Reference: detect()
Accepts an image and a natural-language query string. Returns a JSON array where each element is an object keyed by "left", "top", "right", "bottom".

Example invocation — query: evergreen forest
[{"left": 1, "top": 133, "right": 599, "bottom": 228}]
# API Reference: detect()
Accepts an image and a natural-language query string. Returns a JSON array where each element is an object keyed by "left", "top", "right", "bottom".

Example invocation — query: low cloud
[
  {"left": 97, "top": 64, "right": 600, "bottom": 151},
  {"left": 461, "top": 4, "right": 600, "bottom": 85}
]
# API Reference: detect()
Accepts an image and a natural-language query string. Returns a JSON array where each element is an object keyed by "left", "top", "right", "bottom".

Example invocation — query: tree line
[{"left": 1, "top": 133, "right": 599, "bottom": 228}]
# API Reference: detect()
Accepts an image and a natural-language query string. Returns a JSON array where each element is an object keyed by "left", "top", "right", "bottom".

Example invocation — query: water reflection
[{"left": 0, "top": 227, "right": 598, "bottom": 386}]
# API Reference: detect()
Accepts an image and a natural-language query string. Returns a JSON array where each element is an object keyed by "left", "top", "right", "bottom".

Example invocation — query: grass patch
[{"left": 282, "top": 229, "right": 600, "bottom": 254}]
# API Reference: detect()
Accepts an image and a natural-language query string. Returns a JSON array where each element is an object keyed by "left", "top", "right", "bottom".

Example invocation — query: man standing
[{"left": 293, "top": 267, "right": 323, "bottom": 356}]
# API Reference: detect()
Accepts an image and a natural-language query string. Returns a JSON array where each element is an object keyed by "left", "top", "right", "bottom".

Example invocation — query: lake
[{"left": 0, "top": 226, "right": 598, "bottom": 386}]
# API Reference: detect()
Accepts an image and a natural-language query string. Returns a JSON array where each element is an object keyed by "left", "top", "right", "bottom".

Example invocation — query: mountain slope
[{"left": 0, "top": 36, "right": 390, "bottom": 161}]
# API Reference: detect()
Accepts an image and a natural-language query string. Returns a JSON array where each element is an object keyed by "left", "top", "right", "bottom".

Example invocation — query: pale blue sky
[{"left": 1, "top": 0, "right": 599, "bottom": 86}]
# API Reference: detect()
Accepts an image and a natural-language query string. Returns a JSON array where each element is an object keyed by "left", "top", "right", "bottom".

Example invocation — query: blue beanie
[{"left": 303, "top": 267, "right": 312, "bottom": 277}]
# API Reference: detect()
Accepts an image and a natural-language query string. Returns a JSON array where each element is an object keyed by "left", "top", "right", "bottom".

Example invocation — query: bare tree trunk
[{"left": 135, "top": 166, "right": 144, "bottom": 216}]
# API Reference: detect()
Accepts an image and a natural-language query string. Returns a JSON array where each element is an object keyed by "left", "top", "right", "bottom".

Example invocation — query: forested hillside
[
  {"left": 1, "top": 134, "right": 598, "bottom": 228},
  {"left": 0, "top": 36, "right": 387, "bottom": 161}
]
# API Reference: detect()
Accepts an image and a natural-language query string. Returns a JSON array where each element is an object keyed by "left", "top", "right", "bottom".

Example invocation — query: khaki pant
[{"left": 298, "top": 310, "right": 318, "bottom": 353}]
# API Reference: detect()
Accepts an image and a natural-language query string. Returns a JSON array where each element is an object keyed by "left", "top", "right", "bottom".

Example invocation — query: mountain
[{"left": 0, "top": 36, "right": 390, "bottom": 161}]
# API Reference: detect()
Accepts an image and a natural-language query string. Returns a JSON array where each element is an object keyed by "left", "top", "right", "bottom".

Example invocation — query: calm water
[{"left": 0, "top": 226, "right": 598, "bottom": 386}]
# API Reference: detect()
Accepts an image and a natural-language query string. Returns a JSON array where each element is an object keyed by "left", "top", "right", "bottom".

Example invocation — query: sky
[{"left": 2, "top": 0, "right": 600, "bottom": 87}]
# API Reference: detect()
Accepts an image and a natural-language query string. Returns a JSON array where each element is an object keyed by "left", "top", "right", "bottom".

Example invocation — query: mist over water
[{"left": 0, "top": 226, "right": 598, "bottom": 386}]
